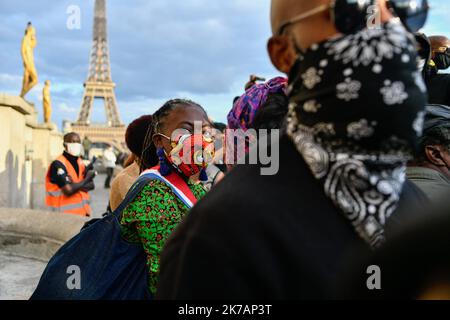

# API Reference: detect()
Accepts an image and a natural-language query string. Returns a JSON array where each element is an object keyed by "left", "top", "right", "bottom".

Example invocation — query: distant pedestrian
[
  {"left": 103, "top": 145, "right": 117, "bottom": 189},
  {"left": 426, "top": 36, "right": 450, "bottom": 106},
  {"left": 82, "top": 135, "right": 92, "bottom": 160}
]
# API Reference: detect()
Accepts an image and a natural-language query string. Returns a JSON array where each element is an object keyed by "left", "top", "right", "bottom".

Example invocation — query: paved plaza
[
  {"left": 0, "top": 174, "right": 112, "bottom": 300},
  {"left": 89, "top": 174, "right": 111, "bottom": 219}
]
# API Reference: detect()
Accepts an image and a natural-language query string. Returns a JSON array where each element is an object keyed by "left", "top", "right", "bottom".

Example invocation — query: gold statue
[
  {"left": 43, "top": 80, "right": 52, "bottom": 123},
  {"left": 20, "top": 22, "right": 38, "bottom": 98}
]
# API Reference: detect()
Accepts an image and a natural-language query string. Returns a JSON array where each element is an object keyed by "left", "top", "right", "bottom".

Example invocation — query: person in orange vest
[{"left": 46, "top": 132, "right": 96, "bottom": 217}]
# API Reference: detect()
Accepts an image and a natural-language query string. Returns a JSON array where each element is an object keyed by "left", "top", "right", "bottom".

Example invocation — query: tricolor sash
[{"left": 140, "top": 166, "right": 197, "bottom": 208}]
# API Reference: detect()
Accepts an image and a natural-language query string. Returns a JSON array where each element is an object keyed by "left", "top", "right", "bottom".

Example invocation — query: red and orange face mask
[{"left": 166, "top": 133, "right": 215, "bottom": 179}]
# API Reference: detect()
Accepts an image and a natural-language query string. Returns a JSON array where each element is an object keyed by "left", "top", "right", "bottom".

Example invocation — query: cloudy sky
[{"left": 1, "top": 0, "right": 449, "bottom": 128}]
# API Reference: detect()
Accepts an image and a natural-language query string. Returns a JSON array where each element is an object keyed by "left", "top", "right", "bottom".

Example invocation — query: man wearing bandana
[{"left": 157, "top": 0, "right": 428, "bottom": 299}]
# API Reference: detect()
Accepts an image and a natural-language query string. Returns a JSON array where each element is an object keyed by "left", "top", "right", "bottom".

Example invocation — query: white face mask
[{"left": 66, "top": 143, "right": 82, "bottom": 157}]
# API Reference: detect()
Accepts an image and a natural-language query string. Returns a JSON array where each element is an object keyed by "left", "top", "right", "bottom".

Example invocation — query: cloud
[
  {"left": 0, "top": 0, "right": 280, "bottom": 128},
  {"left": 0, "top": 73, "right": 22, "bottom": 92},
  {"left": 1, "top": 0, "right": 449, "bottom": 130},
  {"left": 421, "top": 0, "right": 450, "bottom": 35},
  {"left": 57, "top": 102, "right": 77, "bottom": 113}
]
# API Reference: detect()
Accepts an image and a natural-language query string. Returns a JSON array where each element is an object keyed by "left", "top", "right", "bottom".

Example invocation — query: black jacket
[
  {"left": 156, "top": 135, "right": 428, "bottom": 299},
  {"left": 426, "top": 70, "right": 450, "bottom": 107}
]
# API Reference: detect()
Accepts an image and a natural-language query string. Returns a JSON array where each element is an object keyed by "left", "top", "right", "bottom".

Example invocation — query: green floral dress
[{"left": 120, "top": 178, "right": 206, "bottom": 295}]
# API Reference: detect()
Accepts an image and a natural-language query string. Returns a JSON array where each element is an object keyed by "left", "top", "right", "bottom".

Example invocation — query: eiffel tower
[{"left": 75, "top": 0, "right": 122, "bottom": 127}]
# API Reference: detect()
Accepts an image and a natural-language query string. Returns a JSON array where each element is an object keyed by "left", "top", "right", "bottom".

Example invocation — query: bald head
[
  {"left": 429, "top": 35, "right": 450, "bottom": 52},
  {"left": 270, "top": 0, "right": 327, "bottom": 35},
  {"left": 268, "top": 0, "right": 335, "bottom": 74},
  {"left": 267, "top": 0, "right": 393, "bottom": 74}
]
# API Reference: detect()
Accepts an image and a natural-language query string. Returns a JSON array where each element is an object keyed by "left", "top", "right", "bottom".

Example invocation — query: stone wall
[
  {"left": 0, "top": 93, "right": 63, "bottom": 210},
  {"left": 0, "top": 208, "right": 87, "bottom": 299},
  {"left": 0, "top": 208, "right": 87, "bottom": 261}
]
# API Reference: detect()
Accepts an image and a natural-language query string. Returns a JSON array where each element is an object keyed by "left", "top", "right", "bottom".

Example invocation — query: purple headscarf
[{"left": 227, "top": 77, "right": 288, "bottom": 131}]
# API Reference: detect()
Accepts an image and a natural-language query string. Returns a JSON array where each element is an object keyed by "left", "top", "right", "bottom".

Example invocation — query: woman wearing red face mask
[{"left": 119, "top": 99, "right": 214, "bottom": 296}]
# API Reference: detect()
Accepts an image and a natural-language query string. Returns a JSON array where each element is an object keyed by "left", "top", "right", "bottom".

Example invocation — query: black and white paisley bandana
[{"left": 286, "top": 20, "right": 427, "bottom": 248}]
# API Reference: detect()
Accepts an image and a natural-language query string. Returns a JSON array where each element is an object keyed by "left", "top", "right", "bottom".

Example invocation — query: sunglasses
[
  {"left": 435, "top": 46, "right": 450, "bottom": 55},
  {"left": 155, "top": 132, "right": 215, "bottom": 148},
  {"left": 387, "top": 0, "right": 429, "bottom": 32}
]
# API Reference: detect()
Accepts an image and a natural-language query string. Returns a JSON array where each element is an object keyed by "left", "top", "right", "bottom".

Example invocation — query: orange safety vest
[{"left": 45, "top": 155, "right": 91, "bottom": 217}]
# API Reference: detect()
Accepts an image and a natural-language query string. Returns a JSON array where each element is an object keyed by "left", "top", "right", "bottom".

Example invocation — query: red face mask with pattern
[{"left": 164, "top": 133, "right": 215, "bottom": 179}]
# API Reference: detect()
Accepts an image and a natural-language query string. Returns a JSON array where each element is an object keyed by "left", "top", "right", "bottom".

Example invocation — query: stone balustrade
[
  {"left": 0, "top": 208, "right": 87, "bottom": 299},
  {"left": 0, "top": 93, "right": 63, "bottom": 210},
  {"left": 0, "top": 207, "right": 87, "bottom": 260}
]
